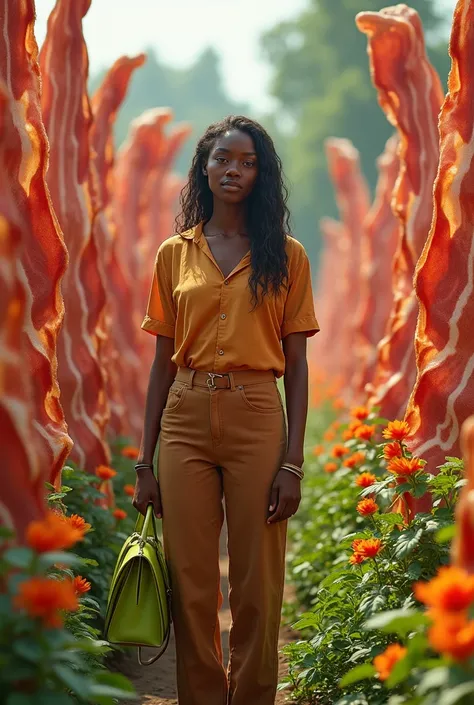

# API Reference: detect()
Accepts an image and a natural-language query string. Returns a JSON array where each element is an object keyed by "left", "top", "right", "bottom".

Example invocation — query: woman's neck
[{"left": 205, "top": 201, "right": 247, "bottom": 236}]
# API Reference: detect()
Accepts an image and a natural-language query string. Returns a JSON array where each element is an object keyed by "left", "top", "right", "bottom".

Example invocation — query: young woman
[{"left": 133, "top": 115, "right": 319, "bottom": 705}]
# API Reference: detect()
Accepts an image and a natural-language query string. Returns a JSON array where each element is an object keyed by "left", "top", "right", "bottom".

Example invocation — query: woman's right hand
[{"left": 132, "top": 468, "right": 162, "bottom": 518}]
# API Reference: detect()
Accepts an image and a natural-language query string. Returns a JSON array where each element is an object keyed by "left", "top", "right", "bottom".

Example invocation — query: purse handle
[{"left": 135, "top": 503, "right": 159, "bottom": 542}]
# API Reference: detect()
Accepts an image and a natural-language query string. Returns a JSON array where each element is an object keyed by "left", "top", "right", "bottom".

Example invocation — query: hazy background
[{"left": 35, "top": 0, "right": 456, "bottom": 263}]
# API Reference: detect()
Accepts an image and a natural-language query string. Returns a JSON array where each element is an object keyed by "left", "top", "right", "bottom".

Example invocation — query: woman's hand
[
  {"left": 132, "top": 468, "right": 162, "bottom": 518},
  {"left": 267, "top": 469, "right": 301, "bottom": 524}
]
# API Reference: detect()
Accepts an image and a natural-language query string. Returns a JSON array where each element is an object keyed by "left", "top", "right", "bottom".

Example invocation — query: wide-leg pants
[{"left": 158, "top": 367, "right": 288, "bottom": 705}]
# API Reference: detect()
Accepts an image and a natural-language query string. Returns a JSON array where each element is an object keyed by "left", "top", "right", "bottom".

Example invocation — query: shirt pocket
[
  {"left": 163, "top": 382, "right": 188, "bottom": 413},
  {"left": 238, "top": 382, "right": 283, "bottom": 414}
]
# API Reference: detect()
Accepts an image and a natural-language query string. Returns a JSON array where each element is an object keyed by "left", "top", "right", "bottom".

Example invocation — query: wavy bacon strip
[
  {"left": 353, "top": 134, "right": 400, "bottom": 397},
  {"left": 40, "top": 0, "right": 110, "bottom": 472},
  {"left": 356, "top": 5, "right": 445, "bottom": 419},
  {"left": 0, "top": 1, "right": 72, "bottom": 534},
  {"left": 324, "top": 138, "right": 370, "bottom": 400},
  {"left": 90, "top": 54, "right": 146, "bottom": 437},
  {"left": 452, "top": 417, "right": 474, "bottom": 573},
  {"left": 406, "top": 0, "right": 474, "bottom": 469}
]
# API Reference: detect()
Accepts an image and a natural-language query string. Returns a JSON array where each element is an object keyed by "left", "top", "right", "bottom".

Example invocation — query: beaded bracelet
[{"left": 281, "top": 462, "right": 304, "bottom": 480}]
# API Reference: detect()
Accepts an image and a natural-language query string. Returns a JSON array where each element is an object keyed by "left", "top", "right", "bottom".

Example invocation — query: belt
[{"left": 175, "top": 367, "right": 276, "bottom": 391}]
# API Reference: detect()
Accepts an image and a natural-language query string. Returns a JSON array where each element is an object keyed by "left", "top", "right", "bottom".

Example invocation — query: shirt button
[
  {"left": 224, "top": 281, "right": 229, "bottom": 286},
  {"left": 220, "top": 313, "right": 227, "bottom": 320},
  {"left": 218, "top": 349, "right": 224, "bottom": 356}
]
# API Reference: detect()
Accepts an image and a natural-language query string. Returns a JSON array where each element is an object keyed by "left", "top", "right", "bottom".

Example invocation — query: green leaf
[
  {"left": 393, "top": 529, "right": 423, "bottom": 558},
  {"left": 38, "top": 551, "right": 83, "bottom": 568},
  {"left": 4, "top": 547, "right": 34, "bottom": 568},
  {"left": 339, "top": 663, "right": 376, "bottom": 688},
  {"left": 376, "top": 513, "right": 405, "bottom": 526},
  {"left": 407, "top": 561, "right": 422, "bottom": 580},
  {"left": 292, "top": 611, "right": 319, "bottom": 630},
  {"left": 93, "top": 671, "right": 136, "bottom": 692},
  {"left": 12, "top": 639, "right": 43, "bottom": 663},
  {"left": 0, "top": 525, "right": 15, "bottom": 539},
  {"left": 438, "top": 683, "right": 474, "bottom": 705},
  {"left": 365, "top": 609, "right": 430, "bottom": 637},
  {"left": 417, "top": 667, "right": 450, "bottom": 695},
  {"left": 52, "top": 663, "right": 90, "bottom": 695},
  {"left": 436, "top": 525, "right": 456, "bottom": 544}
]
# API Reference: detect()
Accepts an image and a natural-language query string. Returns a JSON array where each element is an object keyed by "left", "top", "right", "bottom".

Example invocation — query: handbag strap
[
  {"left": 137, "top": 624, "right": 171, "bottom": 666},
  {"left": 135, "top": 503, "right": 159, "bottom": 542}
]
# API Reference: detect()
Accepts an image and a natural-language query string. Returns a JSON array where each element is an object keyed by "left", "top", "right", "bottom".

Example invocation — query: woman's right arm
[{"left": 133, "top": 335, "right": 176, "bottom": 517}]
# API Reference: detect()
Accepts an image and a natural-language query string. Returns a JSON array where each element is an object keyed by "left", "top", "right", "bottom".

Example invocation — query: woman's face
[{"left": 204, "top": 129, "right": 258, "bottom": 204}]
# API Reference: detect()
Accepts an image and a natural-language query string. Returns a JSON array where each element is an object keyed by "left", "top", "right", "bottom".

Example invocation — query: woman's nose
[{"left": 225, "top": 163, "right": 240, "bottom": 176}]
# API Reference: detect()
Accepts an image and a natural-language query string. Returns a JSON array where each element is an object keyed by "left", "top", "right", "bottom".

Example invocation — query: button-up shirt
[{"left": 141, "top": 221, "right": 319, "bottom": 377}]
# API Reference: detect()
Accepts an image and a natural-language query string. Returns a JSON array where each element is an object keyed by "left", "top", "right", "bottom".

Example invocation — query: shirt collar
[{"left": 179, "top": 221, "right": 204, "bottom": 242}]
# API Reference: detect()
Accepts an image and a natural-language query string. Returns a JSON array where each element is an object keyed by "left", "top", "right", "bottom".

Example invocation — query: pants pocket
[
  {"left": 238, "top": 382, "right": 283, "bottom": 414},
  {"left": 163, "top": 382, "right": 188, "bottom": 413}
]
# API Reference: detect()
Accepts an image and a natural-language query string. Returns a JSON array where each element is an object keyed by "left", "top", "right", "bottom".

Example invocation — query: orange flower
[
  {"left": 323, "top": 430, "right": 336, "bottom": 442},
  {"left": 373, "top": 643, "right": 407, "bottom": 681},
  {"left": 72, "top": 575, "right": 91, "bottom": 595},
  {"left": 332, "top": 444, "right": 349, "bottom": 458},
  {"left": 26, "top": 511, "right": 85, "bottom": 553},
  {"left": 388, "top": 456, "right": 424, "bottom": 477},
  {"left": 113, "top": 508, "right": 127, "bottom": 520},
  {"left": 331, "top": 420, "right": 342, "bottom": 431},
  {"left": 312, "top": 444, "right": 325, "bottom": 456},
  {"left": 351, "top": 406, "right": 370, "bottom": 421},
  {"left": 428, "top": 611, "right": 474, "bottom": 661},
  {"left": 344, "top": 451, "right": 366, "bottom": 468},
  {"left": 332, "top": 397, "right": 345, "bottom": 410},
  {"left": 357, "top": 498, "right": 379, "bottom": 516},
  {"left": 342, "top": 430, "right": 353, "bottom": 441},
  {"left": 121, "top": 445, "right": 140, "bottom": 459},
  {"left": 349, "top": 552, "right": 364, "bottom": 565},
  {"left": 356, "top": 472, "right": 377, "bottom": 488},
  {"left": 95, "top": 465, "right": 117, "bottom": 480},
  {"left": 352, "top": 538, "right": 383, "bottom": 559},
  {"left": 324, "top": 462, "right": 338, "bottom": 474},
  {"left": 67, "top": 514, "right": 91, "bottom": 534},
  {"left": 14, "top": 577, "right": 78, "bottom": 627},
  {"left": 382, "top": 420, "right": 411, "bottom": 442},
  {"left": 124, "top": 484, "right": 135, "bottom": 497},
  {"left": 349, "top": 420, "right": 362, "bottom": 432},
  {"left": 383, "top": 442, "right": 403, "bottom": 460},
  {"left": 414, "top": 566, "right": 474, "bottom": 612},
  {"left": 354, "top": 424, "right": 376, "bottom": 441}
]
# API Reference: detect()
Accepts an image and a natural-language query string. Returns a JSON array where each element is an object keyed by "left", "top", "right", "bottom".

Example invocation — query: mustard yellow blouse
[{"left": 141, "top": 222, "right": 319, "bottom": 377}]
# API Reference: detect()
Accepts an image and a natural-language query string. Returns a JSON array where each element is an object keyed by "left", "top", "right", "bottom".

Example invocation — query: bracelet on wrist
[
  {"left": 281, "top": 463, "right": 304, "bottom": 480},
  {"left": 135, "top": 463, "right": 154, "bottom": 472}
]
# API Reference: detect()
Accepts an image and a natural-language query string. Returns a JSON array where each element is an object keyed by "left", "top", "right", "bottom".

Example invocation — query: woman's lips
[{"left": 221, "top": 181, "right": 242, "bottom": 191}]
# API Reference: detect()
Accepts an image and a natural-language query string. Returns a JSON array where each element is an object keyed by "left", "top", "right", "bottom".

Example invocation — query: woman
[{"left": 134, "top": 115, "right": 319, "bottom": 705}]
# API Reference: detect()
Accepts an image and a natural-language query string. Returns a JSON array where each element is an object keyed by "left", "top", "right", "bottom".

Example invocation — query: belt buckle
[{"left": 207, "top": 372, "right": 223, "bottom": 391}]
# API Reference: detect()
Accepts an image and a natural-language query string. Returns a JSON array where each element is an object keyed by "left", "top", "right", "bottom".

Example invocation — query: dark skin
[{"left": 133, "top": 129, "right": 309, "bottom": 524}]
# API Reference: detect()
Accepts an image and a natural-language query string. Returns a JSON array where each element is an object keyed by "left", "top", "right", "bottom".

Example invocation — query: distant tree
[{"left": 261, "top": 0, "right": 452, "bottom": 261}]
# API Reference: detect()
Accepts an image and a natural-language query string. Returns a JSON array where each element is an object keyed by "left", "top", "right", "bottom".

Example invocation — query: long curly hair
[{"left": 174, "top": 115, "right": 290, "bottom": 307}]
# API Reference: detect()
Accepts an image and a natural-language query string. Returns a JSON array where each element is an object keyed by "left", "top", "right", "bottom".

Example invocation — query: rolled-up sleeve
[
  {"left": 281, "top": 242, "right": 320, "bottom": 339},
  {"left": 141, "top": 245, "right": 175, "bottom": 338}
]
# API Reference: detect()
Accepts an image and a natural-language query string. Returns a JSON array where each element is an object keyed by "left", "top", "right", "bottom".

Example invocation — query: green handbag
[{"left": 104, "top": 503, "right": 172, "bottom": 665}]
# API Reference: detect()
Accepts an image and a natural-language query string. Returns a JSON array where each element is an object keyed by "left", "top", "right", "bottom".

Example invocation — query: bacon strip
[
  {"left": 324, "top": 138, "right": 371, "bottom": 399},
  {"left": 405, "top": 0, "right": 474, "bottom": 469},
  {"left": 39, "top": 0, "right": 110, "bottom": 472},
  {"left": 356, "top": 6, "right": 445, "bottom": 419},
  {"left": 452, "top": 417, "right": 474, "bottom": 574},
  {"left": 90, "top": 54, "right": 146, "bottom": 436},
  {"left": 353, "top": 134, "right": 400, "bottom": 397},
  {"left": 0, "top": 1, "right": 71, "bottom": 535}
]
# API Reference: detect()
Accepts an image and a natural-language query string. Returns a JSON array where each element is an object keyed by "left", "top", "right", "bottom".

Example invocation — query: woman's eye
[
  {"left": 244, "top": 161, "right": 256, "bottom": 168},
  {"left": 216, "top": 157, "right": 227, "bottom": 163}
]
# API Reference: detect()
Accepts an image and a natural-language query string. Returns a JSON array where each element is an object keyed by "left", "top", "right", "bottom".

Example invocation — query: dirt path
[{"left": 120, "top": 526, "right": 296, "bottom": 704}]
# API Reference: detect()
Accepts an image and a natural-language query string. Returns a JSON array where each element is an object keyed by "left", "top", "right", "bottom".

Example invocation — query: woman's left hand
[{"left": 267, "top": 469, "right": 302, "bottom": 524}]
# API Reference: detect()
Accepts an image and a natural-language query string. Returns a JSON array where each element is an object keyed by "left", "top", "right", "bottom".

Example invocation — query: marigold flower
[
  {"left": 312, "top": 444, "right": 325, "bottom": 456},
  {"left": 121, "top": 445, "right": 140, "bottom": 459},
  {"left": 323, "top": 429, "right": 336, "bottom": 442},
  {"left": 324, "top": 462, "right": 338, "bottom": 474},
  {"left": 373, "top": 643, "right": 407, "bottom": 681},
  {"left": 14, "top": 577, "right": 78, "bottom": 627},
  {"left": 357, "top": 498, "right": 379, "bottom": 516},
  {"left": 113, "top": 508, "right": 128, "bottom": 520},
  {"left": 331, "top": 420, "right": 342, "bottom": 431},
  {"left": 349, "top": 552, "right": 364, "bottom": 565},
  {"left": 414, "top": 566, "right": 474, "bottom": 612},
  {"left": 332, "top": 397, "right": 345, "bottom": 410},
  {"left": 124, "top": 484, "right": 135, "bottom": 497},
  {"left": 95, "top": 465, "right": 117, "bottom": 480},
  {"left": 428, "top": 611, "right": 474, "bottom": 661},
  {"left": 72, "top": 575, "right": 91, "bottom": 595},
  {"left": 26, "top": 511, "right": 85, "bottom": 553},
  {"left": 349, "top": 420, "right": 362, "bottom": 432},
  {"left": 67, "top": 514, "right": 91, "bottom": 533},
  {"left": 382, "top": 420, "right": 411, "bottom": 442},
  {"left": 352, "top": 538, "right": 383, "bottom": 559},
  {"left": 351, "top": 406, "right": 370, "bottom": 421},
  {"left": 332, "top": 444, "right": 349, "bottom": 458},
  {"left": 342, "top": 429, "right": 353, "bottom": 441},
  {"left": 344, "top": 451, "right": 366, "bottom": 468},
  {"left": 383, "top": 442, "right": 403, "bottom": 460},
  {"left": 356, "top": 472, "right": 377, "bottom": 488},
  {"left": 354, "top": 424, "right": 376, "bottom": 441},
  {"left": 388, "top": 456, "right": 424, "bottom": 477}
]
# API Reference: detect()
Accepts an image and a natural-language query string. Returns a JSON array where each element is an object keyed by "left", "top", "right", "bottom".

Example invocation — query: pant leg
[
  {"left": 217, "top": 381, "right": 288, "bottom": 705},
  {"left": 158, "top": 383, "right": 228, "bottom": 705}
]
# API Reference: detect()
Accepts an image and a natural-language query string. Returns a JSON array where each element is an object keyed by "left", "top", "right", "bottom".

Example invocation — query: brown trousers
[{"left": 158, "top": 367, "right": 288, "bottom": 705}]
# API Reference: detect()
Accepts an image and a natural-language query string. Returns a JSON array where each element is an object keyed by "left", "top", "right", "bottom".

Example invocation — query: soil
[{"left": 119, "top": 525, "right": 297, "bottom": 704}]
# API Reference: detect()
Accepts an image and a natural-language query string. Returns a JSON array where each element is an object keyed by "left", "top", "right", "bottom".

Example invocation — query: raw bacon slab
[
  {"left": 452, "top": 417, "right": 474, "bottom": 573},
  {"left": 405, "top": 0, "right": 474, "bottom": 469},
  {"left": 0, "top": 1, "right": 72, "bottom": 534},
  {"left": 40, "top": 0, "right": 110, "bottom": 472},
  {"left": 356, "top": 5, "right": 444, "bottom": 419},
  {"left": 91, "top": 54, "right": 146, "bottom": 436},
  {"left": 325, "top": 138, "right": 371, "bottom": 399},
  {"left": 353, "top": 134, "right": 400, "bottom": 397}
]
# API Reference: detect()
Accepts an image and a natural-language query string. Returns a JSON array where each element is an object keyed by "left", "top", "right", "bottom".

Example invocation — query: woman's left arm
[{"left": 267, "top": 332, "right": 308, "bottom": 524}]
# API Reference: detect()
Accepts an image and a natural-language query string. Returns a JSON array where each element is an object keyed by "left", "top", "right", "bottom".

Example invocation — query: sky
[{"left": 35, "top": 0, "right": 457, "bottom": 114}]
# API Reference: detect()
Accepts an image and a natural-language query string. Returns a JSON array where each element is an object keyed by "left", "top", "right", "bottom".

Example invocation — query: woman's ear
[{"left": 202, "top": 165, "right": 208, "bottom": 176}]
